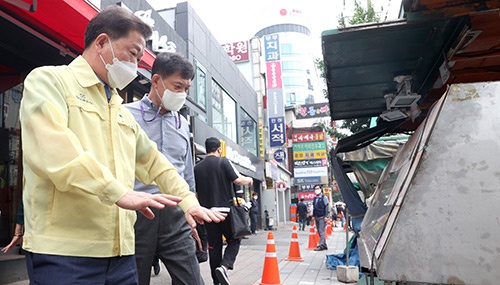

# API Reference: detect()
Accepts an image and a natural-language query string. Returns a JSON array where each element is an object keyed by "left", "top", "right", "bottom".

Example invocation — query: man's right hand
[
  {"left": 116, "top": 191, "right": 182, "bottom": 219},
  {"left": 246, "top": 177, "right": 253, "bottom": 187}
]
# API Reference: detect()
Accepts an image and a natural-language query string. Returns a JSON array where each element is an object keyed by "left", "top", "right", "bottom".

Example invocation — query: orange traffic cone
[
  {"left": 258, "top": 232, "right": 283, "bottom": 285},
  {"left": 285, "top": 225, "right": 304, "bottom": 261},
  {"left": 326, "top": 219, "right": 333, "bottom": 236},
  {"left": 306, "top": 224, "right": 318, "bottom": 250}
]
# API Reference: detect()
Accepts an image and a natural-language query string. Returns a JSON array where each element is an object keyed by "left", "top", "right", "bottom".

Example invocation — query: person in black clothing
[
  {"left": 194, "top": 137, "right": 253, "bottom": 285},
  {"left": 296, "top": 198, "right": 308, "bottom": 231},
  {"left": 249, "top": 193, "right": 259, "bottom": 235}
]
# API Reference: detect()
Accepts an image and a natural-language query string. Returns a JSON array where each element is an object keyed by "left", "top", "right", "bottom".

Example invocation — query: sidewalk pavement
[
  {"left": 3, "top": 223, "right": 356, "bottom": 285},
  {"left": 150, "top": 223, "right": 355, "bottom": 285}
]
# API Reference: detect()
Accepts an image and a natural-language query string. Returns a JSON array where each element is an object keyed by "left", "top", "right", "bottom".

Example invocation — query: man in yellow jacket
[{"left": 20, "top": 6, "right": 224, "bottom": 284}]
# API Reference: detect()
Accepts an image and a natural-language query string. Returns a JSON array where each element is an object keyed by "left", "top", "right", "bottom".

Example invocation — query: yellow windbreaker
[{"left": 20, "top": 56, "right": 198, "bottom": 257}]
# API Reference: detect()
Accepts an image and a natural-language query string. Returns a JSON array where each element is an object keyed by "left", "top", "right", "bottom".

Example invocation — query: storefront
[
  {"left": 1, "top": 1, "right": 264, "bottom": 249},
  {"left": 0, "top": 0, "right": 159, "bottom": 247}
]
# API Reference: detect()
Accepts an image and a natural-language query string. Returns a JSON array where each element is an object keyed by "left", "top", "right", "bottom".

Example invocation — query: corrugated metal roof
[{"left": 321, "top": 17, "right": 465, "bottom": 124}]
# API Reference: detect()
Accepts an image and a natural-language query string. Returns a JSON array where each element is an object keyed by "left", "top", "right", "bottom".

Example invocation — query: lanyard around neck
[
  {"left": 140, "top": 100, "right": 161, "bottom": 122},
  {"left": 139, "top": 100, "right": 181, "bottom": 129}
]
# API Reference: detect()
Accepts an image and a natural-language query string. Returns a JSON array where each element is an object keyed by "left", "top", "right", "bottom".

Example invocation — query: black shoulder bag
[{"left": 219, "top": 158, "right": 251, "bottom": 239}]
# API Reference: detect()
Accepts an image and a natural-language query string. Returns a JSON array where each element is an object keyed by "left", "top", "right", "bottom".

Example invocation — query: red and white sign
[
  {"left": 266, "top": 61, "right": 282, "bottom": 89},
  {"left": 292, "top": 132, "right": 325, "bottom": 143},
  {"left": 298, "top": 191, "right": 315, "bottom": 200},
  {"left": 222, "top": 41, "right": 249, "bottom": 63},
  {"left": 276, "top": 181, "right": 287, "bottom": 192}
]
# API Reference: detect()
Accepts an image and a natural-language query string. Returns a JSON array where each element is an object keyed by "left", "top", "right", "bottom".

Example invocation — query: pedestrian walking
[
  {"left": 125, "top": 52, "right": 208, "bottom": 285},
  {"left": 249, "top": 192, "right": 259, "bottom": 235},
  {"left": 297, "top": 198, "right": 308, "bottom": 231},
  {"left": 19, "top": 7, "right": 223, "bottom": 284},
  {"left": 313, "top": 185, "right": 329, "bottom": 251},
  {"left": 194, "top": 137, "right": 254, "bottom": 285}
]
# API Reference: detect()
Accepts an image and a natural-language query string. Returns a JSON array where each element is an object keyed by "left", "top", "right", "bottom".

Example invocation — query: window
[
  {"left": 281, "top": 44, "right": 306, "bottom": 57},
  {"left": 212, "top": 80, "right": 237, "bottom": 141},
  {"left": 195, "top": 62, "right": 208, "bottom": 122},
  {"left": 286, "top": 92, "right": 297, "bottom": 106},
  {"left": 240, "top": 109, "right": 258, "bottom": 155},
  {"left": 281, "top": 61, "right": 304, "bottom": 73},
  {"left": 283, "top": 76, "right": 307, "bottom": 88}
]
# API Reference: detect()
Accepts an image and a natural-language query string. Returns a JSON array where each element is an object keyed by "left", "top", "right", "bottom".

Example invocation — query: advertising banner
[
  {"left": 292, "top": 141, "right": 327, "bottom": 152},
  {"left": 292, "top": 132, "right": 325, "bottom": 143},
  {"left": 269, "top": 117, "right": 286, "bottom": 147},
  {"left": 298, "top": 191, "right": 316, "bottom": 200},
  {"left": 292, "top": 150, "right": 327, "bottom": 160},
  {"left": 266, "top": 88, "right": 284, "bottom": 117},
  {"left": 295, "top": 103, "right": 330, "bottom": 119},
  {"left": 222, "top": 40, "right": 249, "bottom": 63},
  {"left": 240, "top": 119, "right": 255, "bottom": 151},
  {"left": 299, "top": 185, "right": 316, "bottom": 191},
  {"left": 264, "top": 34, "right": 280, "bottom": 62},
  {"left": 294, "top": 167, "right": 328, "bottom": 178},
  {"left": 266, "top": 62, "right": 283, "bottom": 89},
  {"left": 293, "top": 159, "right": 327, "bottom": 168},
  {"left": 273, "top": 149, "right": 286, "bottom": 163},
  {"left": 294, "top": 176, "right": 323, "bottom": 185}
]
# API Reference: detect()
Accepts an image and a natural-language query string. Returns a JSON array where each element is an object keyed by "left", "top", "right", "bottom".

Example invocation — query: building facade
[{"left": 0, "top": 0, "right": 265, "bottom": 257}]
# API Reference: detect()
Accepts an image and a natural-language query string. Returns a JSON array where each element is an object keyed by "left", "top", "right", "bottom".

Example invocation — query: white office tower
[{"left": 254, "top": 3, "right": 322, "bottom": 107}]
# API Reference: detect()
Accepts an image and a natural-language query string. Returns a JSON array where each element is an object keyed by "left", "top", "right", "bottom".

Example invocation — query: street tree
[{"left": 316, "top": 0, "right": 381, "bottom": 138}]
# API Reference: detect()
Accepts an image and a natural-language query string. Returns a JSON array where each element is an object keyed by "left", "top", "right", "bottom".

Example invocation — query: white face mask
[
  {"left": 99, "top": 39, "right": 138, "bottom": 90},
  {"left": 159, "top": 80, "right": 187, "bottom": 112},
  {"left": 315, "top": 189, "right": 321, "bottom": 195},
  {"left": 253, "top": 196, "right": 258, "bottom": 200}
]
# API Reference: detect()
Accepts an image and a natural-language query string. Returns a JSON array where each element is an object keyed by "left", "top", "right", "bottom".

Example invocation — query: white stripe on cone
[{"left": 265, "top": 252, "right": 278, "bottom": 258}]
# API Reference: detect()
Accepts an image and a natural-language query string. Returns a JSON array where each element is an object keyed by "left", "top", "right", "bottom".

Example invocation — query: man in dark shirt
[
  {"left": 194, "top": 137, "right": 253, "bottom": 285},
  {"left": 297, "top": 198, "right": 308, "bottom": 231},
  {"left": 249, "top": 193, "right": 259, "bottom": 235}
]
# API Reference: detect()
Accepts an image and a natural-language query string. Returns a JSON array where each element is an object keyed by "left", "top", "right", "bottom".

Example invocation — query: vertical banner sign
[
  {"left": 240, "top": 119, "right": 255, "bottom": 151},
  {"left": 266, "top": 62, "right": 283, "bottom": 89},
  {"left": 264, "top": 34, "right": 286, "bottom": 149},
  {"left": 264, "top": 34, "right": 280, "bottom": 62},
  {"left": 269, "top": 117, "right": 286, "bottom": 147},
  {"left": 266, "top": 89, "right": 284, "bottom": 118}
]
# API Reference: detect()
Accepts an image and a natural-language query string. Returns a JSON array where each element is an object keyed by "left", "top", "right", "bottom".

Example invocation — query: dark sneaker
[
  {"left": 215, "top": 266, "right": 231, "bottom": 285},
  {"left": 314, "top": 245, "right": 327, "bottom": 251}
]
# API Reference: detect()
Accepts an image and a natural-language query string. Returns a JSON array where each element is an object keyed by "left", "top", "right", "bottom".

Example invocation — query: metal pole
[
  {"left": 345, "top": 207, "right": 350, "bottom": 266},
  {"left": 282, "top": 189, "right": 286, "bottom": 226}
]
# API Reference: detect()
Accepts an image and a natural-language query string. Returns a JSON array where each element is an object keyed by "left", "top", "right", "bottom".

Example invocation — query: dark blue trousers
[
  {"left": 25, "top": 251, "right": 138, "bottom": 284},
  {"left": 250, "top": 213, "right": 258, "bottom": 234}
]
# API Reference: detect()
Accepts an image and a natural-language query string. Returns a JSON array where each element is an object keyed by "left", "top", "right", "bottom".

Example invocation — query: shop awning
[
  {"left": 322, "top": 1, "right": 500, "bottom": 134},
  {"left": 1, "top": 0, "right": 98, "bottom": 54},
  {"left": 0, "top": 0, "right": 155, "bottom": 91},
  {"left": 321, "top": 17, "right": 465, "bottom": 127}
]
